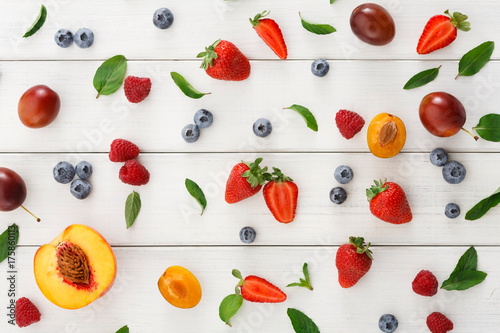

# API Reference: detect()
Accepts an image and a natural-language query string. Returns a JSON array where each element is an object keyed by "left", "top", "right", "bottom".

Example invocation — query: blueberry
[
  {"left": 239, "top": 226, "right": 256, "bottom": 244},
  {"left": 70, "top": 179, "right": 91, "bottom": 199},
  {"left": 75, "top": 161, "right": 93, "bottom": 179},
  {"left": 445, "top": 203, "right": 460, "bottom": 219},
  {"left": 181, "top": 124, "right": 200, "bottom": 143},
  {"left": 334, "top": 165, "right": 353, "bottom": 184},
  {"left": 73, "top": 28, "right": 94, "bottom": 48},
  {"left": 193, "top": 109, "right": 213, "bottom": 129},
  {"left": 53, "top": 161, "right": 75, "bottom": 184},
  {"left": 430, "top": 148, "right": 448, "bottom": 167},
  {"left": 442, "top": 160, "right": 466, "bottom": 184},
  {"left": 329, "top": 187, "right": 347, "bottom": 204},
  {"left": 252, "top": 118, "right": 272, "bottom": 138},
  {"left": 311, "top": 59, "right": 330, "bottom": 77},
  {"left": 153, "top": 8, "right": 174, "bottom": 29},
  {"left": 54, "top": 29, "right": 73, "bottom": 48},
  {"left": 378, "top": 314, "right": 398, "bottom": 333}
]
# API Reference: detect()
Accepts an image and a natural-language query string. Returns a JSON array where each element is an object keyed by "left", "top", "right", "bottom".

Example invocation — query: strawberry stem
[
  {"left": 241, "top": 157, "right": 271, "bottom": 188},
  {"left": 366, "top": 179, "right": 389, "bottom": 202},
  {"left": 232, "top": 269, "right": 245, "bottom": 295},
  {"left": 444, "top": 10, "right": 471, "bottom": 32},
  {"left": 249, "top": 10, "right": 270, "bottom": 26},
  {"left": 268, "top": 167, "right": 292, "bottom": 183},
  {"left": 349, "top": 236, "right": 373, "bottom": 260},
  {"left": 197, "top": 39, "right": 222, "bottom": 70}
]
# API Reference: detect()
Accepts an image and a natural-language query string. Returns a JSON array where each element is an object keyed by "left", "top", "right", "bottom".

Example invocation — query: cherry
[
  {"left": 350, "top": 3, "right": 396, "bottom": 46},
  {"left": 0, "top": 167, "right": 40, "bottom": 222},
  {"left": 18, "top": 85, "right": 60, "bottom": 128}
]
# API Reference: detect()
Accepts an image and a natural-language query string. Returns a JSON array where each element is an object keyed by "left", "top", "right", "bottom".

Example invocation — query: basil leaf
[
  {"left": 451, "top": 246, "right": 477, "bottom": 275},
  {"left": 171, "top": 72, "right": 210, "bottom": 99},
  {"left": 473, "top": 114, "right": 500, "bottom": 142},
  {"left": 441, "top": 270, "right": 487, "bottom": 291},
  {"left": 219, "top": 294, "right": 243, "bottom": 326},
  {"left": 456, "top": 41, "right": 495, "bottom": 79},
  {"left": 465, "top": 188, "right": 500, "bottom": 220},
  {"left": 23, "top": 4, "right": 47, "bottom": 38},
  {"left": 403, "top": 66, "right": 441, "bottom": 90},
  {"left": 115, "top": 325, "right": 129, "bottom": 333},
  {"left": 125, "top": 191, "right": 141, "bottom": 229},
  {"left": 284, "top": 104, "right": 318, "bottom": 131},
  {"left": 299, "top": 13, "right": 336, "bottom": 35},
  {"left": 185, "top": 178, "right": 207, "bottom": 215},
  {"left": 287, "top": 308, "right": 320, "bottom": 333},
  {"left": 93, "top": 55, "right": 127, "bottom": 98},
  {"left": 0, "top": 224, "right": 19, "bottom": 263}
]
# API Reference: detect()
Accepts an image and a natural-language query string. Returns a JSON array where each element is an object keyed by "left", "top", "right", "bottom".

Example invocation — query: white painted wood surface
[{"left": 0, "top": 0, "right": 499, "bottom": 332}]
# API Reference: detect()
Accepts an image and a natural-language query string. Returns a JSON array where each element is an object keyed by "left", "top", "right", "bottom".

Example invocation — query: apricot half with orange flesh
[
  {"left": 367, "top": 113, "right": 406, "bottom": 158},
  {"left": 158, "top": 266, "right": 202, "bottom": 309},
  {"left": 34, "top": 224, "right": 116, "bottom": 309}
]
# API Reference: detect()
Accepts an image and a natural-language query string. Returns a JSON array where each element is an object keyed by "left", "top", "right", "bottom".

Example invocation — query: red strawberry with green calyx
[
  {"left": 366, "top": 179, "right": 412, "bottom": 224},
  {"left": 197, "top": 39, "right": 251, "bottom": 81},
  {"left": 232, "top": 269, "right": 287, "bottom": 303},
  {"left": 263, "top": 167, "right": 298, "bottom": 223},
  {"left": 250, "top": 11, "right": 288, "bottom": 60},
  {"left": 225, "top": 158, "right": 269, "bottom": 204},
  {"left": 335, "top": 236, "right": 373, "bottom": 288}
]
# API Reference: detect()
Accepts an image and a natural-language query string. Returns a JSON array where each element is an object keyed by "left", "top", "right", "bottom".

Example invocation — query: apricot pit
[{"left": 367, "top": 113, "right": 406, "bottom": 158}]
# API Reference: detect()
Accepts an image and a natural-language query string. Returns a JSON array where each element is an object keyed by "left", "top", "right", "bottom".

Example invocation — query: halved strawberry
[
  {"left": 263, "top": 168, "right": 298, "bottom": 223},
  {"left": 250, "top": 11, "right": 288, "bottom": 60},
  {"left": 233, "top": 269, "right": 286, "bottom": 303}
]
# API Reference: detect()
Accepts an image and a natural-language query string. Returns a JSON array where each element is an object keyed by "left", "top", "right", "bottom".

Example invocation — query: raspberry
[
  {"left": 335, "top": 109, "right": 365, "bottom": 139},
  {"left": 412, "top": 270, "right": 438, "bottom": 296},
  {"left": 119, "top": 159, "right": 150, "bottom": 186},
  {"left": 426, "top": 312, "right": 453, "bottom": 333},
  {"left": 109, "top": 139, "right": 140, "bottom": 162},
  {"left": 15, "top": 297, "right": 41, "bottom": 328},
  {"left": 124, "top": 76, "right": 152, "bottom": 103}
]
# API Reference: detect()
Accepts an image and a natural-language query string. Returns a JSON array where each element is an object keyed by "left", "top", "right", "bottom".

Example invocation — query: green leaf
[
  {"left": 23, "top": 4, "right": 47, "bottom": 38},
  {"left": 287, "top": 308, "right": 320, "bottom": 333},
  {"left": 299, "top": 13, "right": 336, "bottom": 35},
  {"left": 287, "top": 263, "right": 313, "bottom": 290},
  {"left": 219, "top": 294, "right": 243, "bottom": 326},
  {"left": 451, "top": 246, "right": 477, "bottom": 275},
  {"left": 473, "top": 114, "right": 500, "bottom": 142},
  {"left": 171, "top": 72, "right": 210, "bottom": 99},
  {"left": 441, "top": 270, "right": 487, "bottom": 291},
  {"left": 0, "top": 224, "right": 19, "bottom": 263},
  {"left": 125, "top": 191, "right": 141, "bottom": 229},
  {"left": 93, "top": 55, "right": 127, "bottom": 98},
  {"left": 115, "top": 325, "right": 129, "bottom": 333},
  {"left": 284, "top": 104, "right": 318, "bottom": 131},
  {"left": 330, "top": 0, "right": 335, "bottom": 3},
  {"left": 456, "top": 41, "right": 495, "bottom": 79},
  {"left": 185, "top": 178, "right": 207, "bottom": 215},
  {"left": 403, "top": 66, "right": 441, "bottom": 90},
  {"left": 465, "top": 187, "right": 500, "bottom": 220}
]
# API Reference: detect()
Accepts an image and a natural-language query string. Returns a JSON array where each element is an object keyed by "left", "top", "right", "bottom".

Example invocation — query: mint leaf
[
  {"left": 441, "top": 270, "right": 487, "bottom": 291},
  {"left": 473, "top": 114, "right": 500, "bottom": 142},
  {"left": 287, "top": 308, "right": 320, "bottom": 333},
  {"left": 465, "top": 187, "right": 500, "bottom": 220},
  {"left": 287, "top": 263, "right": 313, "bottom": 290},
  {"left": 451, "top": 246, "right": 477, "bottom": 275},
  {"left": 0, "top": 224, "right": 19, "bottom": 263},
  {"left": 456, "top": 41, "right": 495, "bottom": 79},
  {"left": 219, "top": 294, "right": 243, "bottom": 326},
  {"left": 93, "top": 55, "right": 127, "bottom": 98},
  {"left": 185, "top": 178, "right": 207, "bottom": 215},
  {"left": 299, "top": 13, "right": 336, "bottom": 35},
  {"left": 23, "top": 4, "right": 47, "bottom": 38},
  {"left": 284, "top": 104, "right": 318, "bottom": 131},
  {"left": 115, "top": 325, "right": 129, "bottom": 333},
  {"left": 403, "top": 66, "right": 441, "bottom": 90},
  {"left": 171, "top": 72, "right": 210, "bottom": 99},
  {"left": 125, "top": 191, "right": 141, "bottom": 229}
]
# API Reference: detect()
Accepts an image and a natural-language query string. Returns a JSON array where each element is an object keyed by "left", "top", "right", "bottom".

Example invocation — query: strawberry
[
  {"left": 426, "top": 312, "right": 454, "bottom": 333},
  {"left": 197, "top": 39, "right": 251, "bottom": 81},
  {"left": 263, "top": 168, "right": 298, "bottom": 223},
  {"left": 335, "top": 109, "right": 365, "bottom": 139},
  {"left": 249, "top": 11, "right": 287, "bottom": 60},
  {"left": 232, "top": 269, "right": 286, "bottom": 303},
  {"left": 119, "top": 159, "right": 150, "bottom": 186},
  {"left": 335, "top": 236, "right": 373, "bottom": 288},
  {"left": 412, "top": 270, "right": 438, "bottom": 297},
  {"left": 225, "top": 158, "right": 268, "bottom": 204},
  {"left": 124, "top": 76, "right": 152, "bottom": 103},
  {"left": 109, "top": 139, "right": 140, "bottom": 162},
  {"left": 366, "top": 179, "right": 412, "bottom": 224},
  {"left": 15, "top": 297, "right": 41, "bottom": 328},
  {"left": 417, "top": 10, "right": 470, "bottom": 55}
]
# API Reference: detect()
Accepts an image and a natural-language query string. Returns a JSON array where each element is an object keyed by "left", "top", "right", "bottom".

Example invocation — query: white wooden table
[{"left": 1, "top": 0, "right": 499, "bottom": 332}]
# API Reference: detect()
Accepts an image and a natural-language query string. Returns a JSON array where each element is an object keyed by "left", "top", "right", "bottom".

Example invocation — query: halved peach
[
  {"left": 158, "top": 266, "right": 202, "bottom": 309},
  {"left": 34, "top": 224, "right": 116, "bottom": 309},
  {"left": 367, "top": 113, "right": 406, "bottom": 158}
]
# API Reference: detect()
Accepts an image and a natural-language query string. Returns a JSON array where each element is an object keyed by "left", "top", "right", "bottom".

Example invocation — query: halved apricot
[
  {"left": 367, "top": 113, "right": 406, "bottom": 158},
  {"left": 33, "top": 224, "right": 116, "bottom": 309},
  {"left": 158, "top": 266, "right": 202, "bottom": 309}
]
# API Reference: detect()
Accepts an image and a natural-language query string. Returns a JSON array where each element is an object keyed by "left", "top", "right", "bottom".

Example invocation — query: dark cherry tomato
[
  {"left": 350, "top": 3, "right": 396, "bottom": 46},
  {"left": 18, "top": 85, "right": 60, "bottom": 128},
  {"left": 419, "top": 92, "right": 466, "bottom": 137}
]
